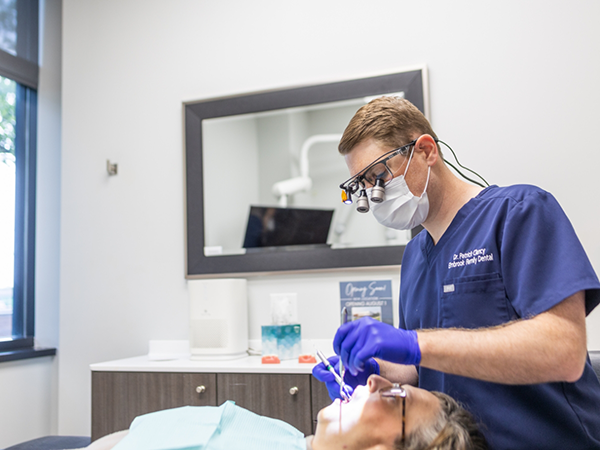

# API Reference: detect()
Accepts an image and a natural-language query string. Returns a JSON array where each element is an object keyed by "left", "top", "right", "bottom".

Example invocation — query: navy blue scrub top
[{"left": 400, "top": 185, "right": 600, "bottom": 449}]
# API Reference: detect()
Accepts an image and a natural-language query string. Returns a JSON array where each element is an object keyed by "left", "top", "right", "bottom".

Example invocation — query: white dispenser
[{"left": 189, "top": 278, "right": 248, "bottom": 360}]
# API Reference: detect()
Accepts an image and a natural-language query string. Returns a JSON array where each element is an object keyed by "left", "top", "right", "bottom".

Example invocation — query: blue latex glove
[
  {"left": 334, "top": 317, "right": 421, "bottom": 376},
  {"left": 312, "top": 354, "right": 380, "bottom": 401}
]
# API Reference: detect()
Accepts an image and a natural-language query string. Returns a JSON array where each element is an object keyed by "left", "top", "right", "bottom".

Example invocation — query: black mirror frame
[{"left": 184, "top": 68, "right": 427, "bottom": 278}]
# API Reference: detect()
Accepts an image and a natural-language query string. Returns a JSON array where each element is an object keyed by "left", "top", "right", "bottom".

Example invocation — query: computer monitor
[{"left": 242, "top": 206, "right": 334, "bottom": 249}]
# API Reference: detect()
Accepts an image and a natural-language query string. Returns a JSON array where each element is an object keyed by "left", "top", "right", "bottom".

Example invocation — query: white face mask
[{"left": 368, "top": 150, "right": 430, "bottom": 230}]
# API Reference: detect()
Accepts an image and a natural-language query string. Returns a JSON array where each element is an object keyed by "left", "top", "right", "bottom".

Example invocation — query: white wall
[
  {"left": 0, "top": 0, "right": 62, "bottom": 447},
  {"left": 58, "top": 0, "right": 600, "bottom": 436},
  {"left": 0, "top": 357, "right": 56, "bottom": 446}
]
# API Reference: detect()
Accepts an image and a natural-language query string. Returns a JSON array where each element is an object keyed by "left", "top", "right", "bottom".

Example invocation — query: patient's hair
[
  {"left": 338, "top": 97, "right": 440, "bottom": 156},
  {"left": 394, "top": 391, "right": 488, "bottom": 450}
]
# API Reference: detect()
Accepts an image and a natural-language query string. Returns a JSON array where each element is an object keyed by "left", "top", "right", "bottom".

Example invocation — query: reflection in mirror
[
  {"left": 184, "top": 68, "right": 428, "bottom": 277},
  {"left": 242, "top": 206, "right": 334, "bottom": 251},
  {"left": 202, "top": 95, "right": 412, "bottom": 257}
]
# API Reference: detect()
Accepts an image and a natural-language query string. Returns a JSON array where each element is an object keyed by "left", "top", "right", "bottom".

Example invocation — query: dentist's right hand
[
  {"left": 312, "top": 355, "right": 380, "bottom": 400},
  {"left": 334, "top": 317, "right": 421, "bottom": 376}
]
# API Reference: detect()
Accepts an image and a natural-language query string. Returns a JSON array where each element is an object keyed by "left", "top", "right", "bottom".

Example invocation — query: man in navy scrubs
[{"left": 314, "top": 96, "right": 600, "bottom": 449}]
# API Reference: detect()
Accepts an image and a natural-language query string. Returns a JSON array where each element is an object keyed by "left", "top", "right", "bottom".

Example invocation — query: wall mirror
[{"left": 184, "top": 68, "right": 428, "bottom": 277}]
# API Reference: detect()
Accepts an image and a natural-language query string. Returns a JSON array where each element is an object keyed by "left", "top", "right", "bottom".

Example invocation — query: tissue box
[{"left": 261, "top": 324, "right": 301, "bottom": 360}]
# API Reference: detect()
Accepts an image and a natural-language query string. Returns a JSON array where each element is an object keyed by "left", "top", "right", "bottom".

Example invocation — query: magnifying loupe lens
[
  {"left": 370, "top": 179, "right": 385, "bottom": 203},
  {"left": 356, "top": 189, "right": 369, "bottom": 213}
]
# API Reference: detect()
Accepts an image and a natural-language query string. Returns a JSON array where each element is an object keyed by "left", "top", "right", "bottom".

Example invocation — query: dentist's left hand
[
  {"left": 333, "top": 317, "right": 421, "bottom": 376},
  {"left": 312, "top": 354, "right": 380, "bottom": 400}
]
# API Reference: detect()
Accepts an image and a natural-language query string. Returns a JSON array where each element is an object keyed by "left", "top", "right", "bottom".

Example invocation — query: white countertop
[
  {"left": 90, "top": 339, "right": 335, "bottom": 374},
  {"left": 90, "top": 354, "right": 321, "bottom": 374}
]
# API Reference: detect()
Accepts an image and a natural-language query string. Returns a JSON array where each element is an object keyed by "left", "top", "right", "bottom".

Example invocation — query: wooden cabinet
[{"left": 91, "top": 371, "right": 330, "bottom": 441}]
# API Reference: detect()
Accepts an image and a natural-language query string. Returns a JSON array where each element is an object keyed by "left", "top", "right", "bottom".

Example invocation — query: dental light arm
[
  {"left": 272, "top": 177, "right": 312, "bottom": 207},
  {"left": 272, "top": 134, "right": 342, "bottom": 207}
]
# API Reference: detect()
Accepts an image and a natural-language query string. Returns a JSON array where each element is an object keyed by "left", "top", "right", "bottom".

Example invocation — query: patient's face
[{"left": 312, "top": 375, "right": 442, "bottom": 450}]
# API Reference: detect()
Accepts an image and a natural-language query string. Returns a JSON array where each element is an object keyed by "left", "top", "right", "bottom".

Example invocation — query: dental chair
[{"left": 2, "top": 436, "right": 90, "bottom": 450}]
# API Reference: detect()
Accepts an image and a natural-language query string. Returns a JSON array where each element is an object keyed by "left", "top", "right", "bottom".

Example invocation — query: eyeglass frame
[
  {"left": 339, "top": 139, "right": 417, "bottom": 197},
  {"left": 380, "top": 383, "right": 407, "bottom": 445}
]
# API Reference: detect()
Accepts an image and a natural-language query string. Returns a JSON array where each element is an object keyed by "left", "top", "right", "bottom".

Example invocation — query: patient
[{"left": 81, "top": 375, "right": 487, "bottom": 450}]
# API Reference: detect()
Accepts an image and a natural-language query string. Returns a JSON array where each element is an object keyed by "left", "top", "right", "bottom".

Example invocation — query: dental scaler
[
  {"left": 339, "top": 307, "right": 350, "bottom": 399},
  {"left": 316, "top": 350, "right": 353, "bottom": 401}
]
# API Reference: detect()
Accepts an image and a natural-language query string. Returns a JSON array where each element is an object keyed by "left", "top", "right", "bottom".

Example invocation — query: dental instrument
[
  {"left": 315, "top": 350, "right": 352, "bottom": 401},
  {"left": 338, "top": 307, "right": 353, "bottom": 400},
  {"left": 316, "top": 350, "right": 344, "bottom": 386},
  {"left": 339, "top": 307, "right": 349, "bottom": 385}
]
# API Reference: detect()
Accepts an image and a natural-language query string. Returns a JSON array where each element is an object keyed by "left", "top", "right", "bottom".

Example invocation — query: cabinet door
[
  {"left": 91, "top": 371, "right": 216, "bottom": 441},
  {"left": 310, "top": 376, "right": 333, "bottom": 433},
  {"left": 217, "top": 373, "right": 312, "bottom": 435}
]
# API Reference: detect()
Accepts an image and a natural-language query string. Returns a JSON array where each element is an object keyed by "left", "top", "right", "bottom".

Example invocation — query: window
[
  {"left": 0, "top": 0, "right": 51, "bottom": 361},
  {"left": 0, "top": 75, "right": 16, "bottom": 340},
  {"left": 0, "top": 0, "right": 17, "bottom": 57}
]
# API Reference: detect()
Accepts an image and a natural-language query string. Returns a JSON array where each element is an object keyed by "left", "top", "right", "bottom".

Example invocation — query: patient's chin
[
  {"left": 317, "top": 400, "right": 340, "bottom": 427},
  {"left": 317, "top": 397, "right": 367, "bottom": 437}
]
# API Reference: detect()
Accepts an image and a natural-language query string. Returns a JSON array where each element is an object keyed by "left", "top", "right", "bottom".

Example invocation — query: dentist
[{"left": 313, "top": 97, "right": 600, "bottom": 449}]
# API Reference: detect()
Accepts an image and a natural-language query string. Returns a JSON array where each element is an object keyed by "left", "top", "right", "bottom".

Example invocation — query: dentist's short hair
[{"left": 339, "top": 97, "right": 439, "bottom": 156}]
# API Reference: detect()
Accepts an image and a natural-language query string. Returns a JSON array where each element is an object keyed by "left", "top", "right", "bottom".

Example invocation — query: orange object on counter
[
  {"left": 261, "top": 355, "right": 281, "bottom": 364},
  {"left": 298, "top": 354, "right": 317, "bottom": 364}
]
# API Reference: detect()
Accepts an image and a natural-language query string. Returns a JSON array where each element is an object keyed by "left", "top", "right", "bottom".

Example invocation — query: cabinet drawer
[
  {"left": 91, "top": 371, "right": 216, "bottom": 441},
  {"left": 183, "top": 373, "right": 218, "bottom": 406},
  {"left": 217, "top": 373, "right": 313, "bottom": 435}
]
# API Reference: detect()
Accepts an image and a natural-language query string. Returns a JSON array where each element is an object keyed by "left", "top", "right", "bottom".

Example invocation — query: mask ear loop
[
  {"left": 420, "top": 166, "right": 431, "bottom": 198},
  {"left": 399, "top": 144, "right": 430, "bottom": 198},
  {"left": 401, "top": 146, "right": 415, "bottom": 178}
]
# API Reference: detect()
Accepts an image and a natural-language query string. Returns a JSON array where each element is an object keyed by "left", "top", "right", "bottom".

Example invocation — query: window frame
[{"left": 0, "top": 0, "right": 55, "bottom": 361}]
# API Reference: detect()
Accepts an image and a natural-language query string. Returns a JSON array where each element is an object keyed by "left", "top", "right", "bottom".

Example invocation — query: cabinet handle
[
  {"left": 289, "top": 386, "right": 299, "bottom": 396},
  {"left": 196, "top": 385, "right": 206, "bottom": 394}
]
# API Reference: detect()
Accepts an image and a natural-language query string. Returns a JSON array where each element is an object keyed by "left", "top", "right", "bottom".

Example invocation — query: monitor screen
[{"left": 242, "top": 206, "right": 334, "bottom": 249}]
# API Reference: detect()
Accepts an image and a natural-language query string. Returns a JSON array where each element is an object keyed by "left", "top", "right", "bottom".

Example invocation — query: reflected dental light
[
  {"left": 356, "top": 189, "right": 369, "bottom": 213},
  {"left": 342, "top": 189, "right": 353, "bottom": 205},
  {"left": 370, "top": 179, "right": 385, "bottom": 203}
]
